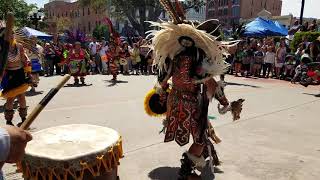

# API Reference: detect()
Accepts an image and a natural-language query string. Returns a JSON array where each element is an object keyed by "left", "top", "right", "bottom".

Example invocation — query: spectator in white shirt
[
  {"left": 99, "top": 40, "right": 109, "bottom": 74},
  {"left": 263, "top": 46, "right": 275, "bottom": 78},
  {"left": 88, "top": 38, "right": 99, "bottom": 56},
  {"left": 89, "top": 38, "right": 101, "bottom": 73}
]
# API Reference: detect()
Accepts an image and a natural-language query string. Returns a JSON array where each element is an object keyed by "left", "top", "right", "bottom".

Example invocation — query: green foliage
[
  {"left": 291, "top": 32, "right": 320, "bottom": 50},
  {"left": 79, "top": 0, "right": 108, "bottom": 11},
  {"left": 79, "top": 0, "right": 205, "bottom": 36},
  {"left": 55, "top": 17, "right": 72, "bottom": 33},
  {"left": 0, "top": 0, "right": 37, "bottom": 28},
  {"left": 92, "top": 25, "right": 110, "bottom": 41}
]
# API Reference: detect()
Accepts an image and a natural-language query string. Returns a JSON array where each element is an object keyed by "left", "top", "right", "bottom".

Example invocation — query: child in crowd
[
  {"left": 252, "top": 46, "right": 264, "bottom": 77},
  {"left": 147, "top": 50, "right": 154, "bottom": 75},
  {"left": 284, "top": 54, "right": 296, "bottom": 79},
  {"left": 130, "top": 43, "right": 141, "bottom": 75},
  {"left": 234, "top": 45, "right": 244, "bottom": 76},
  {"left": 90, "top": 57, "right": 97, "bottom": 75},
  {"left": 242, "top": 46, "right": 251, "bottom": 77},
  {"left": 275, "top": 40, "right": 287, "bottom": 79},
  {"left": 263, "top": 46, "right": 275, "bottom": 78}
]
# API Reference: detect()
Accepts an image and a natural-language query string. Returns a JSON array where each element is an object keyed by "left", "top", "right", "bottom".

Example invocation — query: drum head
[{"left": 25, "top": 124, "right": 120, "bottom": 161}]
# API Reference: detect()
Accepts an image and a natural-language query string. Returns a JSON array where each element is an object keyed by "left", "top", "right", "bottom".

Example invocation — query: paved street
[{"left": 1, "top": 74, "right": 320, "bottom": 180}]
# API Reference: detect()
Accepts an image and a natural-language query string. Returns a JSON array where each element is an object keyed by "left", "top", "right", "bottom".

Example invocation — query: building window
[
  {"left": 83, "top": 8, "right": 85, "bottom": 16},
  {"left": 83, "top": 26, "right": 86, "bottom": 33},
  {"left": 208, "top": 10, "right": 215, "bottom": 17},
  {"left": 57, "top": 13, "right": 60, "bottom": 18},
  {"left": 88, "top": 8, "right": 90, "bottom": 15},
  {"left": 88, "top": 22, "right": 91, "bottom": 32},
  {"left": 66, "top": 12, "right": 68, "bottom": 17},
  {"left": 209, "top": 1, "right": 215, "bottom": 9},
  {"left": 232, "top": 6, "right": 240, "bottom": 17},
  {"left": 232, "top": 0, "right": 239, "bottom": 5},
  {"left": 224, "top": 8, "right": 228, "bottom": 15},
  {"left": 233, "top": 18, "right": 239, "bottom": 25},
  {"left": 95, "top": 21, "right": 98, "bottom": 27}
]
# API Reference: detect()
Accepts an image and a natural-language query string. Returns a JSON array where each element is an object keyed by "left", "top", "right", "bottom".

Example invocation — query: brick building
[
  {"left": 44, "top": 0, "right": 109, "bottom": 34},
  {"left": 206, "top": 0, "right": 282, "bottom": 27}
]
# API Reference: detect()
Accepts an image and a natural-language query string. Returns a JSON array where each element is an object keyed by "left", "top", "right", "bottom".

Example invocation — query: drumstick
[{"left": 20, "top": 75, "right": 71, "bottom": 130}]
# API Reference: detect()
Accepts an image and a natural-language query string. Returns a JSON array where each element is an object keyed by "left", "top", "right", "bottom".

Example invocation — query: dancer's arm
[
  {"left": 206, "top": 78, "right": 229, "bottom": 106},
  {"left": 19, "top": 45, "right": 31, "bottom": 74}
]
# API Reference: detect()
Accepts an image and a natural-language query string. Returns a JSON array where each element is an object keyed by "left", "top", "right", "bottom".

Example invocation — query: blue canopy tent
[
  {"left": 21, "top": 27, "right": 53, "bottom": 41},
  {"left": 243, "top": 17, "right": 288, "bottom": 37}
]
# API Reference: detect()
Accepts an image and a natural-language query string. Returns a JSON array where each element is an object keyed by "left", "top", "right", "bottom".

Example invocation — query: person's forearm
[{"left": 0, "top": 128, "right": 10, "bottom": 169}]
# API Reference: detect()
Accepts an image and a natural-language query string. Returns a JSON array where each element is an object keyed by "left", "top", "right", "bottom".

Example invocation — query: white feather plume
[{"left": 147, "top": 21, "right": 229, "bottom": 77}]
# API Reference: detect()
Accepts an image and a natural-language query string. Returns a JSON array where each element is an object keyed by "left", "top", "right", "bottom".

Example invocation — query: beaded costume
[
  {"left": 67, "top": 45, "right": 88, "bottom": 85},
  {"left": 144, "top": 0, "right": 244, "bottom": 179}
]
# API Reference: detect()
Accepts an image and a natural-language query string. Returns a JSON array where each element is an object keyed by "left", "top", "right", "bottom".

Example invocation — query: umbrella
[{"left": 22, "top": 27, "right": 53, "bottom": 41}]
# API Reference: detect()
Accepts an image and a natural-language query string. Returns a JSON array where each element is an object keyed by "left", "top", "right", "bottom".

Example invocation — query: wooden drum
[{"left": 18, "top": 124, "right": 123, "bottom": 180}]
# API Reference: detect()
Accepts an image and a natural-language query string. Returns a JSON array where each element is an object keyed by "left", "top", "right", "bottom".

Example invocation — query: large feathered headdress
[{"left": 148, "top": 0, "right": 230, "bottom": 78}]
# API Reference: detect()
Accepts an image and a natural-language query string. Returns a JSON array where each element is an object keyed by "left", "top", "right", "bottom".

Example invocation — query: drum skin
[{"left": 18, "top": 124, "right": 123, "bottom": 180}]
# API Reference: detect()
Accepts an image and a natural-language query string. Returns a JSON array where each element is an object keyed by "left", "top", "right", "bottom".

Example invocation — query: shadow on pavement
[
  {"left": 104, "top": 80, "right": 128, "bottom": 87},
  {"left": 148, "top": 167, "right": 179, "bottom": 180},
  {"left": 64, "top": 84, "right": 93, "bottom": 88},
  {"left": 25, "top": 91, "right": 44, "bottom": 97},
  {"left": 303, "top": 93, "right": 320, "bottom": 97},
  {"left": 148, "top": 166, "right": 221, "bottom": 180},
  {"left": 226, "top": 82, "right": 261, "bottom": 88}
]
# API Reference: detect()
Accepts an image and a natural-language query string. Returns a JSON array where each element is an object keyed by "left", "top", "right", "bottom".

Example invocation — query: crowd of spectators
[
  {"left": 37, "top": 37, "right": 155, "bottom": 77},
  {"left": 226, "top": 20, "right": 320, "bottom": 85}
]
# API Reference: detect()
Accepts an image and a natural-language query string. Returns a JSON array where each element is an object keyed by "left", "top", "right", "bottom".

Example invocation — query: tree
[
  {"left": 55, "top": 17, "right": 73, "bottom": 33},
  {"left": 79, "top": 0, "right": 205, "bottom": 36},
  {"left": 92, "top": 25, "right": 110, "bottom": 40},
  {"left": 0, "top": 0, "right": 37, "bottom": 28}
]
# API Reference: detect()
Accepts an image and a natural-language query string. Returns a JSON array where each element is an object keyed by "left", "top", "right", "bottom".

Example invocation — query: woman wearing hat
[{"left": 66, "top": 42, "right": 88, "bottom": 85}]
